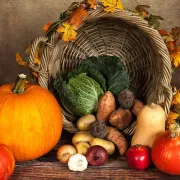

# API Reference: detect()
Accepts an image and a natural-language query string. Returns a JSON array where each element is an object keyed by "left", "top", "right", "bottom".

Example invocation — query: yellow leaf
[
  {"left": 173, "top": 52, "right": 180, "bottom": 67},
  {"left": 167, "top": 111, "right": 179, "bottom": 125},
  {"left": 116, "top": 0, "right": 124, "bottom": 10},
  {"left": 25, "top": 45, "right": 32, "bottom": 55},
  {"left": 172, "top": 90, "right": 180, "bottom": 105},
  {"left": 34, "top": 52, "right": 41, "bottom": 65},
  {"left": 57, "top": 22, "right": 78, "bottom": 42},
  {"left": 16, "top": 52, "right": 27, "bottom": 66},
  {"left": 88, "top": 0, "right": 97, "bottom": 9},
  {"left": 101, "top": 0, "right": 123, "bottom": 12},
  {"left": 171, "top": 46, "right": 180, "bottom": 67}
]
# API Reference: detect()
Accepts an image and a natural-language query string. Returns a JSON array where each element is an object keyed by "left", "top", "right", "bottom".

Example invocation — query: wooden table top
[{"left": 10, "top": 131, "right": 180, "bottom": 180}]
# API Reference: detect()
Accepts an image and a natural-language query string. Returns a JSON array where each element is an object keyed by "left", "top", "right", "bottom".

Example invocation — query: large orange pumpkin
[{"left": 0, "top": 74, "right": 63, "bottom": 161}]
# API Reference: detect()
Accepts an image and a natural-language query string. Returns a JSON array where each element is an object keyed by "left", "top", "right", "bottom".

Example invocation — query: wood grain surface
[{"left": 9, "top": 131, "right": 180, "bottom": 180}]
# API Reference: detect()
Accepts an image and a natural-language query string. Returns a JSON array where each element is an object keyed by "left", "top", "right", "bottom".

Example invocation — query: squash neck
[
  {"left": 169, "top": 123, "right": 180, "bottom": 138},
  {"left": 12, "top": 74, "right": 27, "bottom": 94}
]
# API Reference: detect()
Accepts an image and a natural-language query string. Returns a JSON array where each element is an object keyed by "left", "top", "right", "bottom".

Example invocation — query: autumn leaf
[
  {"left": 16, "top": 53, "right": 27, "bottom": 66},
  {"left": 25, "top": 45, "right": 32, "bottom": 55},
  {"left": 134, "top": 5, "right": 150, "bottom": 18},
  {"left": 170, "top": 26, "right": 180, "bottom": 40},
  {"left": 69, "top": 5, "right": 88, "bottom": 28},
  {"left": 146, "top": 14, "right": 164, "bottom": 29},
  {"left": 170, "top": 46, "right": 180, "bottom": 67},
  {"left": 88, "top": 0, "right": 97, "bottom": 9},
  {"left": 167, "top": 111, "right": 179, "bottom": 125},
  {"left": 167, "top": 41, "right": 175, "bottom": 51},
  {"left": 101, "top": 0, "right": 124, "bottom": 13},
  {"left": 32, "top": 71, "right": 38, "bottom": 78},
  {"left": 43, "top": 21, "right": 54, "bottom": 33},
  {"left": 172, "top": 90, "right": 180, "bottom": 105},
  {"left": 57, "top": 22, "right": 78, "bottom": 42},
  {"left": 34, "top": 52, "right": 41, "bottom": 65},
  {"left": 158, "top": 29, "right": 170, "bottom": 36}
]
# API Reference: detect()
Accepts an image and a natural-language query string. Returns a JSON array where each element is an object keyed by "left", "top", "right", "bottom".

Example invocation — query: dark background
[{"left": 0, "top": 0, "right": 180, "bottom": 87}]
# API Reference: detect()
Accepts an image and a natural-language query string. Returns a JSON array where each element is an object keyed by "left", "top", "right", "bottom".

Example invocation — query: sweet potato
[
  {"left": 131, "top": 99, "right": 144, "bottom": 116},
  {"left": 106, "top": 127, "right": 128, "bottom": 156},
  {"left": 96, "top": 91, "right": 116, "bottom": 122},
  {"left": 109, "top": 108, "right": 132, "bottom": 130}
]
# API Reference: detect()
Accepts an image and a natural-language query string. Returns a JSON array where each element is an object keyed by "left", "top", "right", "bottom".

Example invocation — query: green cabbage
[{"left": 54, "top": 73, "right": 104, "bottom": 118}]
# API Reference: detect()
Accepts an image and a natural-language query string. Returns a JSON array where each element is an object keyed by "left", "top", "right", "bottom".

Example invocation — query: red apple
[
  {"left": 125, "top": 145, "right": 151, "bottom": 170},
  {"left": 86, "top": 145, "right": 108, "bottom": 166},
  {"left": 0, "top": 144, "right": 15, "bottom": 179}
]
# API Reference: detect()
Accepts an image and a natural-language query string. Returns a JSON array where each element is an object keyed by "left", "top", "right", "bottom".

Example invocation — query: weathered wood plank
[{"left": 10, "top": 160, "right": 179, "bottom": 180}]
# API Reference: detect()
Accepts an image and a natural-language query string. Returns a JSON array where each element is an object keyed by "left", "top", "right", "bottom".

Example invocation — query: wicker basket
[{"left": 28, "top": 5, "right": 173, "bottom": 136}]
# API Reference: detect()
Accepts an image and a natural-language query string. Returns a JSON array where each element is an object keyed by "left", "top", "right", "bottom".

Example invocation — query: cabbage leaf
[{"left": 54, "top": 73, "right": 104, "bottom": 117}]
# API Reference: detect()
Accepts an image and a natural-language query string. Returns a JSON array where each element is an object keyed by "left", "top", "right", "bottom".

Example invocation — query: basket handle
[
  {"left": 148, "top": 83, "right": 172, "bottom": 117},
  {"left": 29, "top": 36, "right": 55, "bottom": 88}
]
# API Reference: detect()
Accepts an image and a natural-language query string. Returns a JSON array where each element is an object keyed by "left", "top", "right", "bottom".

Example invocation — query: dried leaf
[
  {"left": 66, "top": 2, "right": 80, "bottom": 16},
  {"left": 167, "top": 111, "right": 179, "bottom": 125},
  {"left": 43, "top": 21, "right": 54, "bottom": 33},
  {"left": 32, "top": 71, "right": 39, "bottom": 78},
  {"left": 34, "top": 52, "right": 41, "bottom": 65},
  {"left": 116, "top": 0, "right": 124, "bottom": 10},
  {"left": 59, "top": 2, "right": 80, "bottom": 21},
  {"left": 69, "top": 5, "right": 88, "bottom": 28},
  {"left": 171, "top": 46, "right": 180, "bottom": 67},
  {"left": 88, "top": 0, "right": 97, "bottom": 9},
  {"left": 170, "top": 27, "right": 180, "bottom": 40},
  {"left": 46, "top": 21, "right": 60, "bottom": 37},
  {"left": 25, "top": 45, "right": 32, "bottom": 55},
  {"left": 158, "top": 29, "right": 170, "bottom": 36},
  {"left": 173, "top": 104, "right": 180, "bottom": 114},
  {"left": 167, "top": 41, "right": 175, "bottom": 51},
  {"left": 134, "top": 5, "right": 150, "bottom": 18},
  {"left": 57, "top": 22, "right": 78, "bottom": 42},
  {"left": 101, "top": 0, "right": 124, "bottom": 13},
  {"left": 146, "top": 14, "right": 164, "bottom": 29},
  {"left": 16, "top": 52, "right": 27, "bottom": 66},
  {"left": 172, "top": 90, "right": 180, "bottom": 105}
]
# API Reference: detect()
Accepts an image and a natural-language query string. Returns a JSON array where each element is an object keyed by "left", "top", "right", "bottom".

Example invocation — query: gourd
[
  {"left": 151, "top": 123, "right": 180, "bottom": 175},
  {"left": 0, "top": 74, "right": 63, "bottom": 161},
  {"left": 131, "top": 103, "right": 166, "bottom": 148}
]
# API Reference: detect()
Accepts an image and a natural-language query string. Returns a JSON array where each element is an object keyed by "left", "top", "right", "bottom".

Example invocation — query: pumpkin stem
[
  {"left": 169, "top": 123, "right": 180, "bottom": 138},
  {"left": 12, "top": 74, "right": 27, "bottom": 94}
]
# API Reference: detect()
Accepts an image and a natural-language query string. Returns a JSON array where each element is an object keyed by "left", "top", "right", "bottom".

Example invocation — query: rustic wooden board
[{"left": 9, "top": 131, "right": 180, "bottom": 180}]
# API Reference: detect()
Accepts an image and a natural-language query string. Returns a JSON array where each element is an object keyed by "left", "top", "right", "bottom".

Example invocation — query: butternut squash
[{"left": 131, "top": 103, "right": 166, "bottom": 148}]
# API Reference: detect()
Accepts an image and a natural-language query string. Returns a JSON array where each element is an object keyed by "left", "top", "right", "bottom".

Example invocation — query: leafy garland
[{"left": 15, "top": 0, "right": 180, "bottom": 126}]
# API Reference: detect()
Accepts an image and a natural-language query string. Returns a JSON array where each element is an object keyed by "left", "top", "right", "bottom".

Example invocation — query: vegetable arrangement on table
[{"left": 0, "top": 0, "right": 180, "bottom": 179}]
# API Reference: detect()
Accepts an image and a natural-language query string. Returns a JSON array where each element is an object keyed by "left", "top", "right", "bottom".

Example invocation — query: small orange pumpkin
[
  {"left": 0, "top": 74, "right": 63, "bottom": 161},
  {"left": 0, "top": 144, "right": 15, "bottom": 179}
]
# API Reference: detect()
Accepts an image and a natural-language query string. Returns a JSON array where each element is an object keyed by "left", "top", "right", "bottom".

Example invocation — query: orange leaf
[
  {"left": 88, "top": 0, "right": 97, "bottom": 9},
  {"left": 158, "top": 29, "right": 170, "bottom": 36},
  {"left": 32, "top": 71, "right": 39, "bottom": 78},
  {"left": 170, "top": 46, "right": 180, "bottom": 67},
  {"left": 101, "top": 0, "right": 124, "bottom": 12},
  {"left": 57, "top": 22, "right": 78, "bottom": 42},
  {"left": 167, "top": 111, "right": 179, "bottom": 125},
  {"left": 43, "top": 21, "right": 54, "bottom": 32},
  {"left": 167, "top": 41, "right": 175, "bottom": 52},
  {"left": 172, "top": 90, "right": 180, "bottom": 105},
  {"left": 69, "top": 6, "right": 88, "bottom": 28},
  {"left": 16, "top": 53, "right": 27, "bottom": 66}
]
